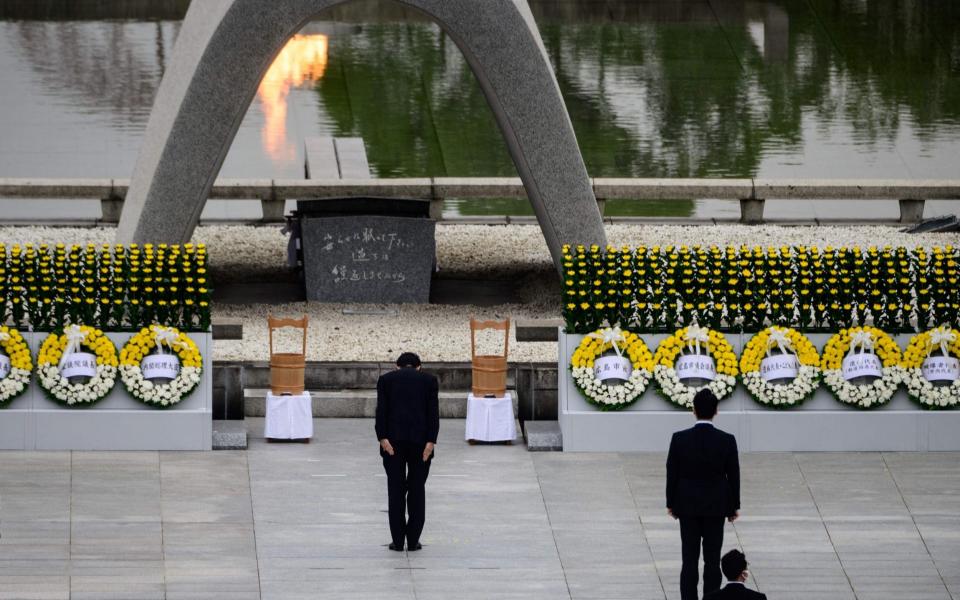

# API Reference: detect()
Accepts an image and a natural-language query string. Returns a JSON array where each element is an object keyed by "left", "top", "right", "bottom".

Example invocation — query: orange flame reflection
[{"left": 257, "top": 34, "right": 329, "bottom": 161}]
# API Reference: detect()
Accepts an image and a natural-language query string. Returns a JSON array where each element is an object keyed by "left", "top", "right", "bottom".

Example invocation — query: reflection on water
[
  {"left": 257, "top": 34, "right": 329, "bottom": 162},
  {"left": 0, "top": 0, "right": 958, "bottom": 217}
]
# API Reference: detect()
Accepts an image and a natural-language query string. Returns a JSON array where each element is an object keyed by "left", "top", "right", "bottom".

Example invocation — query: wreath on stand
[
  {"left": 570, "top": 326, "right": 653, "bottom": 410},
  {"left": 120, "top": 325, "right": 203, "bottom": 408},
  {"left": 822, "top": 326, "right": 903, "bottom": 409},
  {"left": 652, "top": 325, "right": 738, "bottom": 409},
  {"left": 0, "top": 326, "right": 33, "bottom": 408},
  {"left": 901, "top": 326, "right": 959, "bottom": 409},
  {"left": 739, "top": 326, "right": 821, "bottom": 408},
  {"left": 37, "top": 324, "right": 118, "bottom": 407}
]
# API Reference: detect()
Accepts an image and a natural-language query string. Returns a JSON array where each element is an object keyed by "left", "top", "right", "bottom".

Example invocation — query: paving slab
[{"left": 0, "top": 420, "right": 958, "bottom": 598}]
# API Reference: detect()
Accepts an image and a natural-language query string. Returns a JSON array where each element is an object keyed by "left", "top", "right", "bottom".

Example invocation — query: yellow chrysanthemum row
[
  {"left": 821, "top": 326, "right": 902, "bottom": 370},
  {"left": 902, "top": 326, "right": 960, "bottom": 369},
  {"left": 571, "top": 331, "right": 654, "bottom": 372},
  {"left": 653, "top": 328, "right": 739, "bottom": 377},
  {"left": 740, "top": 327, "right": 820, "bottom": 372},
  {"left": 0, "top": 326, "right": 33, "bottom": 371},
  {"left": 38, "top": 325, "right": 118, "bottom": 368},
  {"left": 119, "top": 326, "right": 202, "bottom": 369}
]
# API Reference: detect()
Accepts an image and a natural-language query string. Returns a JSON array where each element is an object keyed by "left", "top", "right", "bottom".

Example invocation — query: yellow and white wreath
[
  {"left": 0, "top": 326, "right": 32, "bottom": 408},
  {"left": 38, "top": 325, "right": 118, "bottom": 406},
  {"left": 120, "top": 325, "right": 203, "bottom": 408},
  {"left": 740, "top": 327, "right": 820, "bottom": 408},
  {"left": 822, "top": 326, "right": 903, "bottom": 409},
  {"left": 570, "top": 326, "right": 653, "bottom": 410},
  {"left": 653, "top": 326, "right": 738, "bottom": 409},
  {"left": 901, "top": 326, "right": 959, "bottom": 409}
]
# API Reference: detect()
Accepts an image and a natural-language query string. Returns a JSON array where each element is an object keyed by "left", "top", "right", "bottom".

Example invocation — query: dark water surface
[{"left": 0, "top": 0, "right": 958, "bottom": 217}]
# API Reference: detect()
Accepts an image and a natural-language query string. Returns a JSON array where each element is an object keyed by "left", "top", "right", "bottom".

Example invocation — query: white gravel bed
[
  {"left": 213, "top": 301, "right": 558, "bottom": 363},
  {"left": 0, "top": 224, "right": 955, "bottom": 362}
]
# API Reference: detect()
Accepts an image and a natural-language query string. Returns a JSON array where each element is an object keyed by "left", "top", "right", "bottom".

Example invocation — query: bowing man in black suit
[
  {"left": 375, "top": 352, "right": 439, "bottom": 552},
  {"left": 704, "top": 550, "right": 766, "bottom": 599},
  {"left": 666, "top": 389, "right": 741, "bottom": 600}
]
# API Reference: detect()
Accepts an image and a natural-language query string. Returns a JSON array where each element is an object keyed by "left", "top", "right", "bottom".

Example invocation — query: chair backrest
[
  {"left": 469, "top": 317, "right": 510, "bottom": 359},
  {"left": 268, "top": 315, "right": 308, "bottom": 357}
]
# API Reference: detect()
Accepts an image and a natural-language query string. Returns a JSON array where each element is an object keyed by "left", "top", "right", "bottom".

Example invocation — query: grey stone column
[{"left": 117, "top": 0, "right": 606, "bottom": 271}]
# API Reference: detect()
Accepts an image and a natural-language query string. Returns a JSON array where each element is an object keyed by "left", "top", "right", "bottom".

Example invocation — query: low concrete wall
[
  {"left": 558, "top": 332, "right": 960, "bottom": 452},
  {"left": 2, "top": 332, "right": 212, "bottom": 451}
]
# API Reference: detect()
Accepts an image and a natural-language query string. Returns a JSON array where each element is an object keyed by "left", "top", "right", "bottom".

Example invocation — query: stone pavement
[{"left": 0, "top": 419, "right": 957, "bottom": 600}]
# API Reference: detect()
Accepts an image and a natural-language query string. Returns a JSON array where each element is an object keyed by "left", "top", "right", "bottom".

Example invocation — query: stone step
[
  {"left": 212, "top": 420, "right": 247, "bottom": 450},
  {"left": 243, "top": 388, "right": 517, "bottom": 418},
  {"left": 523, "top": 420, "right": 562, "bottom": 452}
]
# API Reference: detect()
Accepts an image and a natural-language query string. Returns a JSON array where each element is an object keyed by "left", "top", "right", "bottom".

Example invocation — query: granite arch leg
[{"left": 117, "top": 0, "right": 606, "bottom": 270}]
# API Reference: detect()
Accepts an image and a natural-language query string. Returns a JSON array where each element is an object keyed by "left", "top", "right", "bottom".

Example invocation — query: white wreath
[{"left": 120, "top": 326, "right": 202, "bottom": 408}]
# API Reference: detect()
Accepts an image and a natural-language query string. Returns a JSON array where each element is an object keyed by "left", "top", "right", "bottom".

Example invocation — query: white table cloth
[
  {"left": 264, "top": 391, "right": 313, "bottom": 440},
  {"left": 464, "top": 393, "right": 516, "bottom": 442}
]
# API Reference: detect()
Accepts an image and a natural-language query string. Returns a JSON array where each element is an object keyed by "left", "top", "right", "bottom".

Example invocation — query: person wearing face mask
[{"left": 704, "top": 549, "right": 767, "bottom": 599}]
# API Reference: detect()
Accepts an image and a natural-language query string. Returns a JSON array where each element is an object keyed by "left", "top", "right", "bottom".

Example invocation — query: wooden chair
[
  {"left": 470, "top": 318, "right": 510, "bottom": 397},
  {"left": 268, "top": 315, "right": 308, "bottom": 395}
]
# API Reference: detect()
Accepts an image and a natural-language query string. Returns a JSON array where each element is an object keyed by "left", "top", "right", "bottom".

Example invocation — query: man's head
[
  {"left": 721, "top": 549, "right": 749, "bottom": 582},
  {"left": 396, "top": 352, "right": 422, "bottom": 369},
  {"left": 720, "top": 548, "right": 750, "bottom": 582},
  {"left": 693, "top": 389, "right": 718, "bottom": 420}
]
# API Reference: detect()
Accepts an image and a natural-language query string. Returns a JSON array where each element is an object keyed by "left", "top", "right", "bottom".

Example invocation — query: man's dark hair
[
  {"left": 693, "top": 389, "right": 718, "bottom": 419},
  {"left": 396, "top": 352, "right": 421, "bottom": 368},
  {"left": 720, "top": 549, "right": 748, "bottom": 581}
]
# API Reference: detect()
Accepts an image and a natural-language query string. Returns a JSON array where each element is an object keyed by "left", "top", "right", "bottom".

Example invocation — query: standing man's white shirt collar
[{"left": 695, "top": 420, "right": 714, "bottom": 426}]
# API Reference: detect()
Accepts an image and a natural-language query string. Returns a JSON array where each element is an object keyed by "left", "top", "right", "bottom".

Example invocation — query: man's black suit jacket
[
  {"left": 666, "top": 423, "right": 740, "bottom": 517},
  {"left": 375, "top": 367, "right": 440, "bottom": 445},
  {"left": 704, "top": 583, "right": 766, "bottom": 599}
]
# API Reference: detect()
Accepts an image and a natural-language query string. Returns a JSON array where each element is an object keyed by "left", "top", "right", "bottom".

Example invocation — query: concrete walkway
[{"left": 0, "top": 419, "right": 957, "bottom": 600}]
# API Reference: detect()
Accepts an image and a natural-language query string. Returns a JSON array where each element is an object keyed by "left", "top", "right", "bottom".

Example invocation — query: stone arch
[{"left": 117, "top": 0, "right": 606, "bottom": 270}]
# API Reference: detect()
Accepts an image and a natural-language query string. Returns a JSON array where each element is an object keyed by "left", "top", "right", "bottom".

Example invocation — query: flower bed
[
  {"left": 561, "top": 244, "right": 958, "bottom": 334},
  {"left": 0, "top": 242, "right": 211, "bottom": 332}
]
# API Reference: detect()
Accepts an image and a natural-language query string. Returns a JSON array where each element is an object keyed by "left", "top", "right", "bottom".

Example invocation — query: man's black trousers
[
  {"left": 679, "top": 516, "right": 725, "bottom": 600},
  {"left": 382, "top": 441, "right": 432, "bottom": 547}
]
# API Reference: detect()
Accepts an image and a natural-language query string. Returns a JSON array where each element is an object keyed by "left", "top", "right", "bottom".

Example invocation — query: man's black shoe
[
  {"left": 407, "top": 542, "right": 422, "bottom": 551},
  {"left": 388, "top": 542, "right": 404, "bottom": 551}
]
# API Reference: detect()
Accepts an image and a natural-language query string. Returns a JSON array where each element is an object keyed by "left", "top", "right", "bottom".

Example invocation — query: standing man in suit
[
  {"left": 375, "top": 352, "right": 439, "bottom": 552},
  {"left": 704, "top": 550, "right": 766, "bottom": 599},
  {"left": 666, "top": 389, "right": 741, "bottom": 600}
]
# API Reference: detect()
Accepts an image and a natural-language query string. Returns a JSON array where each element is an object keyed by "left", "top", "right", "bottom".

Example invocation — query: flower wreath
[
  {"left": 120, "top": 325, "right": 203, "bottom": 408},
  {"left": 822, "top": 327, "right": 903, "bottom": 409},
  {"left": 739, "top": 327, "right": 821, "bottom": 408},
  {"left": 570, "top": 326, "right": 653, "bottom": 410},
  {"left": 38, "top": 325, "right": 118, "bottom": 407},
  {"left": 652, "top": 325, "right": 738, "bottom": 409},
  {"left": 901, "top": 326, "right": 959, "bottom": 410},
  {"left": 0, "top": 326, "right": 33, "bottom": 408}
]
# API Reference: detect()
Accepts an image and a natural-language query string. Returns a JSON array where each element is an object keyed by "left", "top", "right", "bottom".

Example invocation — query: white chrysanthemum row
[
  {"left": 654, "top": 365, "right": 737, "bottom": 409},
  {"left": 573, "top": 366, "right": 651, "bottom": 407},
  {"left": 38, "top": 364, "right": 117, "bottom": 406},
  {"left": 120, "top": 365, "right": 202, "bottom": 407},
  {"left": 0, "top": 367, "right": 31, "bottom": 403},
  {"left": 742, "top": 366, "right": 821, "bottom": 407},
  {"left": 903, "top": 369, "right": 960, "bottom": 408},
  {"left": 822, "top": 366, "right": 904, "bottom": 409}
]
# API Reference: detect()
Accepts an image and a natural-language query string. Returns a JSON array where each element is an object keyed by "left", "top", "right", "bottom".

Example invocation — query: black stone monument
[{"left": 293, "top": 198, "right": 435, "bottom": 303}]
